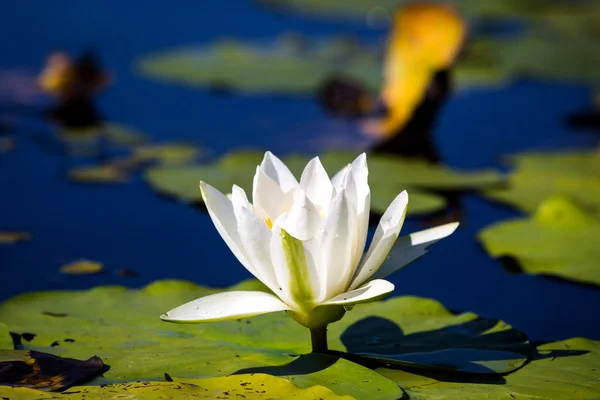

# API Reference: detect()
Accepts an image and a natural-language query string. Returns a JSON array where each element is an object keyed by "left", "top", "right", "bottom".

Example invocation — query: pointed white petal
[
  {"left": 270, "top": 218, "right": 321, "bottom": 311},
  {"left": 199, "top": 182, "right": 255, "bottom": 276},
  {"left": 232, "top": 187, "right": 280, "bottom": 295},
  {"left": 366, "top": 222, "right": 459, "bottom": 283},
  {"left": 261, "top": 151, "right": 298, "bottom": 192},
  {"left": 282, "top": 189, "right": 321, "bottom": 241},
  {"left": 349, "top": 153, "right": 371, "bottom": 270},
  {"left": 252, "top": 166, "right": 285, "bottom": 222},
  {"left": 315, "top": 189, "right": 356, "bottom": 301},
  {"left": 300, "top": 157, "right": 333, "bottom": 213},
  {"left": 321, "top": 279, "right": 394, "bottom": 306},
  {"left": 160, "top": 291, "right": 290, "bottom": 323},
  {"left": 350, "top": 191, "right": 408, "bottom": 289},
  {"left": 331, "top": 164, "right": 350, "bottom": 190}
]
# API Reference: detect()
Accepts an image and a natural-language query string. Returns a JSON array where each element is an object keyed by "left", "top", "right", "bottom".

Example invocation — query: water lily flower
[{"left": 161, "top": 152, "right": 458, "bottom": 351}]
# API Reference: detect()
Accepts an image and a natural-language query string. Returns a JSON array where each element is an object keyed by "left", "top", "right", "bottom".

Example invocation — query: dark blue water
[{"left": 1, "top": 0, "right": 599, "bottom": 342}]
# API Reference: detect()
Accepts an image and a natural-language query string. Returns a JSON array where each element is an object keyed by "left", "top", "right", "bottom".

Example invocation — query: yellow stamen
[{"left": 265, "top": 218, "right": 273, "bottom": 229}]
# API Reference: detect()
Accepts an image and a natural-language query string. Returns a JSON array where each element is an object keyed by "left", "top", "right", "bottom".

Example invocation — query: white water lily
[{"left": 161, "top": 152, "right": 458, "bottom": 350}]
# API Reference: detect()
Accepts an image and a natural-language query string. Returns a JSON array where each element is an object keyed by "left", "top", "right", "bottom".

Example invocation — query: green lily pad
[
  {"left": 68, "top": 163, "right": 130, "bottom": 184},
  {"left": 479, "top": 195, "right": 600, "bottom": 286},
  {"left": 137, "top": 36, "right": 382, "bottom": 95},
  {"left": 0, "top": 279, "right": 529, "bottom": 387},
  {"left": 256, "top": 0, "right": 558, "bottom": 21},
  {"left": 0, "top": 373, "right": 355, "bottom": 399},
  {"left": 0, "top": 323, "right": 12, "bottom": 349},
  {"left": 145, "top": 151, "right": 503, "bottom": 216},
  {"left": 378, "top": 337, "right": 600, "bottom": 399},
  {"left": 133, "top": 142, "right": 200, "bottom": 165},
  {"left": 484, "top": 151, "right": 600, "bottom": 215},
  {"left": 60, "top": 123, "right": 148, "bottom": 149}
]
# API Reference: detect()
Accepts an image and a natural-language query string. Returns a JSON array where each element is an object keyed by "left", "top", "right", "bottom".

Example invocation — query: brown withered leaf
[{"left": 0, "top": 350, "right": 108, "bottom": 391}]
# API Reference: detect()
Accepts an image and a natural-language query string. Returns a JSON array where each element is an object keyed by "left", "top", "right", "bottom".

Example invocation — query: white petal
[
  {"left": 300, "top": 157, "right": 333, "bottom": 214},
  {"left": 331, "top": 164, "right": 350, "bottom": 190},
  {"left": 160, "top": 291, "right": 290, "bottom": 323},
  {"left": 315, "top": 189, "right": 356, "bottom": 301},
  {"left": 199, "top": 182, "right": 255, "bottom": 276},
  {"left": 282, "top": 189, "right": 321, "bottom": 241},
  {"left": 321, "top": 279, "right": 394, "bottom": 306},
  {"left": 231, "top": 187, "right": 280, "bottom": 295},
  {"left": 270, "top": 218, "right": 321, "bottom": 311},
  {"left": 252, "top": 166, "right": 285, "bottom": 222},
  {"left": 260, "top": 151, "right": 298, "bottom": 192},
  {"left": 366, "top": 222, "right": 459, "bottom": 283},
  {"left": 350, "top": 191, "right": 408, "bottom": 289},
  {"left": 349, "top": 153, "right": 371, "bottom": 270}
]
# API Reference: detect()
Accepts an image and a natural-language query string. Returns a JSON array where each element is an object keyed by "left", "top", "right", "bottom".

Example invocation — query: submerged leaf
[
  {"left": 0, "top": 232, "right": 31, "bottom": 244},
  {"left": 59, "top": 260, "right": 104, "bottom": 276},
  {"left": 479, "top": 195, "right": 600, "bottom": 286},
  {"left": 0, "top": 350, "right": 107, "bottom": 391}
]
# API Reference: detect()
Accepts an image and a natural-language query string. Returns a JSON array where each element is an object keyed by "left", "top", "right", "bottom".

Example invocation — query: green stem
[{"left": 310, "top": 326, "right": 328, "bottom": 353}]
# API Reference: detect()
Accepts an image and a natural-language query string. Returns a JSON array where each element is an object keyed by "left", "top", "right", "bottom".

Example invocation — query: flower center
[{"left": 265, "top": 218, "right": 273, "bottom": 229}]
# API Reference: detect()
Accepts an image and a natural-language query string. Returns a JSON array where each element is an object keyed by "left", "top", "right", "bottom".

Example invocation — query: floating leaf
[
  {"left": 378, "top": 337, "right": 600, "bottom": 399},
  {"left": 0, "top": 373, "right": 354, "bottom": 399},
  {"left": 0, "top": 323, "right": 12, "bottom": 349},
  {"left": 479, "top": 195, "right": 600, "bottom": 286},
  {"left": 256, "top": 0, "right": 557, "bottom": 21},
  {"left": 0, "top": 350, "right": 107, "bottom": 391},
  {"left": 102, "top": 123, "right": 148, "bottom": 147},
  {"left": 0, "top": 279, "right": 528, "bottom": 387},
  {"left": 59, "top": 260, "right": 104, "bottom": 276},
  {"left": 145, "top": 151, "right": 503, "bottom": 216},
  {"left": 137, "top": 36, "right": 383, "bottom": 95},
  {"left": 68, "top": 163, "right": 130, "bottom": 184},
  {"left": 0, "top": 232, "right": 31, "bottom": 244},
  {"left": 484, "top": 151, "right": 600, "bottom": 215},
  {"left": 133, "top": 143, "right": 200, "bottom": 165}
]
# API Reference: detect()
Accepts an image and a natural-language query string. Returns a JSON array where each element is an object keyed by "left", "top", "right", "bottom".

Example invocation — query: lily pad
[
  {"left": 378, "top": 337, "right": 600, "bottom": 399},
  {"left": 0, "top": 232, "right": 31, "bottom": 244},
  {"left": 479, "top": 195, "right": 600, "bottom": 286},
  {"left": 0, "top": 323, "right": 12, "bottom": 349},
  {"left": 0, "top": 279, "right": 529, "bottom": 385},
  {"left": 484, "top": 151, "right": 600, "bottom": 215},
  {"left": 137, "top": 36, "right": 382, "bottom": 95},
  {"left": 0, "top": 373, "right": 355, "bottom": 399},
  {"left": 145, "top": 151, "right": 503, "bottom": 216},
  {"left": 68, "top": 163, "right": 130, "bottom": 184},
  {"left": 256, "top": 0, "right": 556, "bottom": 21},
  {"left": 133, "top": 142, "right": 200, "bottom": 165},
  {"left": 59, "top": 260, "right": 104, "bottom": 276}
]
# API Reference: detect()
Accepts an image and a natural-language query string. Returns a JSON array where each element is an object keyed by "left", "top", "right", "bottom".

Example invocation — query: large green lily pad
[
  {"left": 479, "top": 195, "right": 600, "bottom": 286},
  {"left": 0, "top": 323, "right": 12, "bottom": 349},
  {"left": 137, "top": 36, "right": 382, "bottom": 95},
  {"left": 0, "top": 373, "right": 354, "bottom": 399},
  {"left": 484, "top": 151, "right": 600, "bottom": 215},
  {"left": 0, "top": 279, "right": 529, "bottom": 389},
  {"left": 145, "top": 151, "right": 503, "bottom": 216},
  {"left": 378, "top": 337, "right": 600, "bottom": 399}
]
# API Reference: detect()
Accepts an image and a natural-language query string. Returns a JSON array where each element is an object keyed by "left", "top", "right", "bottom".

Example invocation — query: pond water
[{"left": 1, "top": 0, "right": 599, "bottom": 342}]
